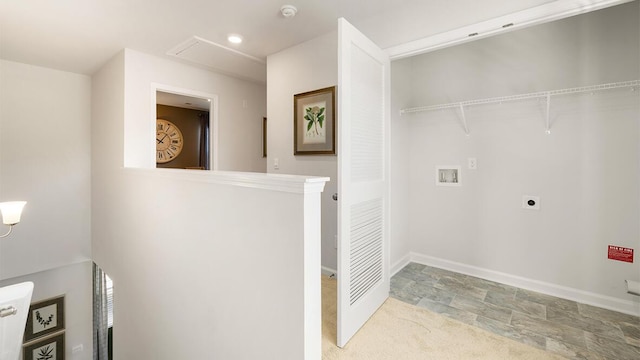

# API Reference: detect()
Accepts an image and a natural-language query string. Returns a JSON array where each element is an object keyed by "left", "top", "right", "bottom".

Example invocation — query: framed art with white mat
[
  {"left": 23, "top": 295, "right": 65, "bottom": 343},
  {"left": 23, "top": 331, "right": 65, "bottom": 360}
]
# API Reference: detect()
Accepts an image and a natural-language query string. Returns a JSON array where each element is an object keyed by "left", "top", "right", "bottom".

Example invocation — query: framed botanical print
[
  {"left": 23, "top": 331, "right": 65, "bottom": 360},
  {"left": 24, "top": 296, "right": 65, "bottom": 343},
  {"left": 293, "top": 86, "right": 336, "bottom": 155}
]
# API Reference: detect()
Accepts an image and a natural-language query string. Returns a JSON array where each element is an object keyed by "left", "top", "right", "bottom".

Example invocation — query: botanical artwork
[
  {"left": 293, "top": 86, "right": 336, "bottom": 155},
  {"left": 32, "top": 341, "right": 56, "bottom": 360},
  {"left": 33, "top": 304, "right": 57, "bottom": 334},
  {"left": 24, "top": 296, "right": 65, "bottom": 343},
  {"left": 303, "top": 101, "right": 327, "bottom": 144},
  {"left": 23, "top": 331, "right": 64, "bottom": 360}
]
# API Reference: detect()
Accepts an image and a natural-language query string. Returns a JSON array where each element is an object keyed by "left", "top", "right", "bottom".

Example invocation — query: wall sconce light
[{"left": 0, "top": 201, "right": 27, "bottom": 238}]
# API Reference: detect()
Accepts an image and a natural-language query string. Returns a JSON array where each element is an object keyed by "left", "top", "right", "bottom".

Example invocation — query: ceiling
[{"left": 0, "top": 0, "right": 623, "bottom": 81}]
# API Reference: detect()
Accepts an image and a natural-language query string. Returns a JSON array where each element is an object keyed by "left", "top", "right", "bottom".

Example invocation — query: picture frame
[
  {"left": 293, "top": 86, "right": 336, "bottom": 155},
  {"left": 24, "top": 296, "right": 65, "bottom": 343},
  {"left": 436, "top": 166, "right": 461, "bottom": 186},
  {"left": 23, "top": 331, "right": 65, "bottom": 360}
]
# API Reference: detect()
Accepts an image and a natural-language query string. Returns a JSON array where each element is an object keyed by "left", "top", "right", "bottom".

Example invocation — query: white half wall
[
  {"left": 92, "top": 169, "right": 326, "bottom": 360},
  {"left": 0, "top": 60, "right": 92, "bottom": 280},
  {"left": 267, "top": 31, "right": 339, "bottom": 271},
  {"left": 93, "top": 52, "right": 326, "bottom": 360},
  {"left": 123, "top": 49, "right": 266, "bottom": 172}
]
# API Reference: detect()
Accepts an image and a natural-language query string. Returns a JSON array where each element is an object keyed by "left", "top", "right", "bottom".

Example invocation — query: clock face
[{"left": 156, "top": 119, "right": 184, "bottom": 163}]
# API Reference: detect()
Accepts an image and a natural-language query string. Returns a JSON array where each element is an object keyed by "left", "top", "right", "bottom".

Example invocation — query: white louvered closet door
[{"left": 337, "top": 18, "right": 390, "bottom": 348}]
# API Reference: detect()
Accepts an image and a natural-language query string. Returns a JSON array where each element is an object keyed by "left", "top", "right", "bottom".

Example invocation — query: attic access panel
[{"left": 167, "top": 36, "right": 266, "bottom": 83}]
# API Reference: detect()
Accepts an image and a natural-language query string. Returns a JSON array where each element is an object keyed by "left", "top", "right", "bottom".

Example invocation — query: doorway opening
[{"left": 152, "top": 85, "right": 218, "bottom": 170}]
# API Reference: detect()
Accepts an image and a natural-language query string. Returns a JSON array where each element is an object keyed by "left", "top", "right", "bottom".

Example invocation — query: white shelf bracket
[
  {"left": 545, "top": 93, "right": 551, "bottom": 134},
  {"left": 458, "top": 104, "right": 470, "bottom": 136}
]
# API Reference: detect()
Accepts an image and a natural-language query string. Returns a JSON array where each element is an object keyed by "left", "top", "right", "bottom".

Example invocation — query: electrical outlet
[
  {"left": 468, "top": 158, "right": 477, "bottom": 169},
  {"left": 274, "top": 158, "right": 279, "bottom": 170},
  {"left": 522, "top": 195, "right": 540, "bottom": 210}
]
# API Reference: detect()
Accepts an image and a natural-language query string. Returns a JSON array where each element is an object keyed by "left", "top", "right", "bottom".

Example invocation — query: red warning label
[{"left": 608, "top": 245, "right": 634, "bottom": 263}]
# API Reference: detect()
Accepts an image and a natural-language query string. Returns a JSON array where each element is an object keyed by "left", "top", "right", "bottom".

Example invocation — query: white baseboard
[
  {"left": 402, "top": 252, "right": 640, "bottom": 317},
  {"left": 321, "top": 266, "right": 337, "bottom": 277},
  {"left": 391, "top": 253, "right": 412, "bottom": 277}
]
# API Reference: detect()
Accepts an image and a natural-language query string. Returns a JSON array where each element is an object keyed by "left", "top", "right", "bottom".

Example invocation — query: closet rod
[{"left": 400, "top": 80, "right": 639, "bottom": 115}]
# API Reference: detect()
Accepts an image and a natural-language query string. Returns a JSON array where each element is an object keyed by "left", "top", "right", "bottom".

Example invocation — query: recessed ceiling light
[{"left": 227, "top": 34, "right": 243, "bottom": 44}]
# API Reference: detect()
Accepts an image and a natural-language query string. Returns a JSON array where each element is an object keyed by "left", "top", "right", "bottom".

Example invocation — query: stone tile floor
[{"left": 391, "top": 262, "right": 640, "bottom": 360}]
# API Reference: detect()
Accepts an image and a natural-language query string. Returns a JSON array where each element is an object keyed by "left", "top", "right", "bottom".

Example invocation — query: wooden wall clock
[{"left": 156, "top": 119, "right": 184, "bottom": 163}]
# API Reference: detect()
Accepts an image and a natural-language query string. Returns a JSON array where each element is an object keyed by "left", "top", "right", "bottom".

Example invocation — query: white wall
[
  {"left": 0, "top": 60, "right": 93, "bottom": 358},
  {"left": 0, "top": 60, "right": 92, "bottom": 279},
  {"left": 92, "top": 52, "right": 325, "bottom": 360},
  {"left": 396, "top": 2, "right": 640, "bottom": 314},
  {"left": 267, "top": 32, "right": 339, "bottom": 272},
  {"left": 389, "top": 59, "right": 412, "bottom": 272},
  {"left": 123, "top": 49, "right": 267, "bottom": 172}
]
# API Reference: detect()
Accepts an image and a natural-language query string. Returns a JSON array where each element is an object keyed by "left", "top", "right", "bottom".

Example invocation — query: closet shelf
[
  {"left": 400, "top": 80, "right": 639, "bottom": 135},
  {"left": 400, "top": 80, "right": 639, "bottom": 114}
]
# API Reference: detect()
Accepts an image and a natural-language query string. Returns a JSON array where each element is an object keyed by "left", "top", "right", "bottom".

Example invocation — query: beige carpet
[{"left": 322, "top": 275, "right": 565, "bottom": 360}]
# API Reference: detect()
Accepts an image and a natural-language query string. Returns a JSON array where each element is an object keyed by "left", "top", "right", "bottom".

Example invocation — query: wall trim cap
[{"left": 124, "top": 168, "right": 329, "bottom": 194}]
